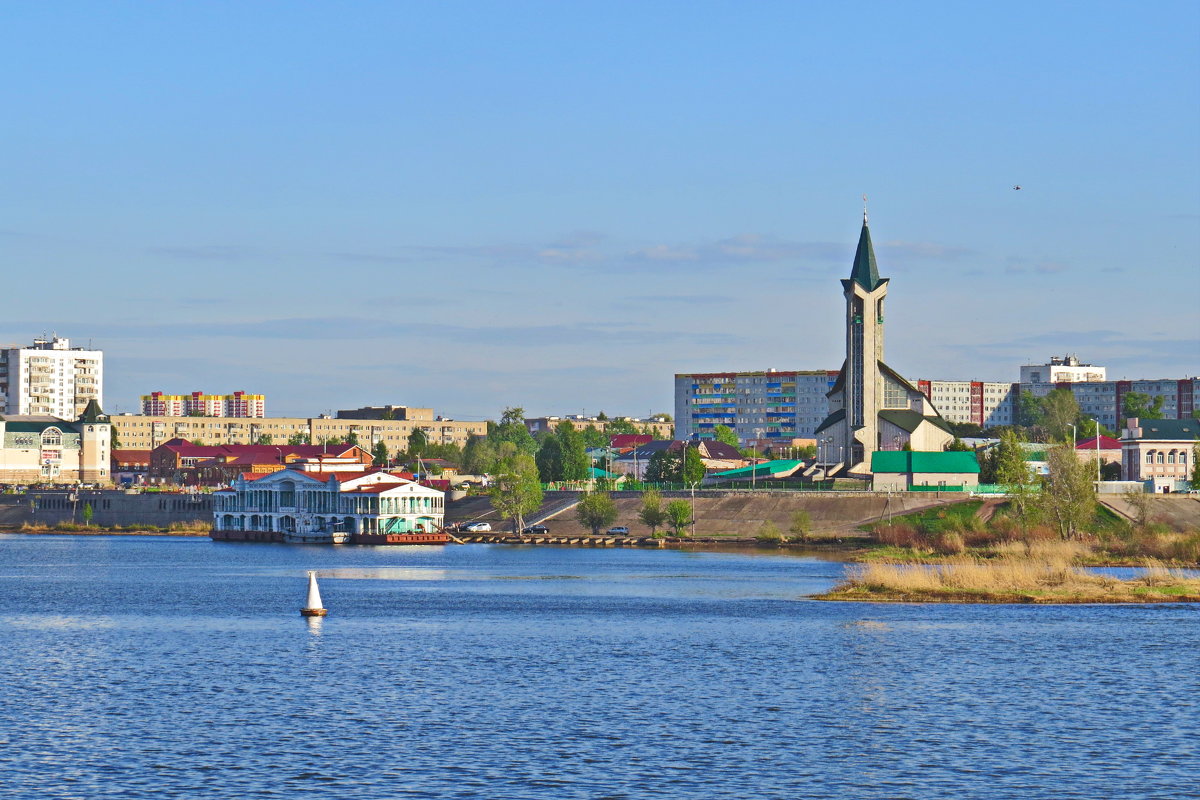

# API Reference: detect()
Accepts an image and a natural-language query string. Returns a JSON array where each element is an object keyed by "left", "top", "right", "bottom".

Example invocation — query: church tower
[
  {"left": 840, "top": 215, "right": 888, "bottom": 470},
  {"left": 814, "top": 210, "right": 954, "bottom": 477}
]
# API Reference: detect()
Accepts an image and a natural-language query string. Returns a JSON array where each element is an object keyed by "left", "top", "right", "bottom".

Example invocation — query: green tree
[
  {"left": 1122, "top": 392, "right": 1165, "bottom": 421},
  {"left": 1077, "top": 418, "right": 1115, "bottom": 439},
  {"left": 645, "top": 450, "right": 679, "bottom": 483},
  {"left": 1017, "top": 390, "right": 1044, "bottom": 428},
  {"left": 944, "top": 437, "right": 972, "bottom": 452},
  {"left": 535, "top": 435, "right": 563, "bottom": 482},
  {"left": 1038, "top": 444, "right": 1096, "bottom": 539},
  {"left": 576, "top": 491, "right": 618, "bottom": 535},
  {"left": 636, "top": 489, "right": 668, "bottom": 536},
  {"left": 462, "top": 435, "right": 498, "bottom": 475},
  {"left": 346, "top": 430, "right": 361, "bottom": 447},
  {"left": 797, "top": 444, "right": 816, "bottom": 460},
  {"left": 487, "top": 453, "right": 543, "bottom": 532},
  {"left": 82, "top": 502, "right": 94, "bottom": 526},
  {"left": 407, "top": 428, "right": 428, "bottom": 458},
  {"left": 490, "top": 407, "right": 538, "bottom": 456},
  {"left": 557, "top": 421, "right": 590, "bottom": 481},
  {"left": 1192, "top": 440, "right": 1200, "bottom": 489},
  {"left": 789, "top": 510, "right": 812, "bottom": 542},
  {"left": 604, "top": 418, "right": 639, "bottom": 436},
  {"left": 682, "top": 446, "right": 706, "bottom": 485},
  {"left": 109, "top": 426, "right": 122, "bottom": 449},
  {"left": 1040, "top": 388, "right": 1081, "bottom": 442},
  {"left": 287, "top": 431, "right": 311, "bottom": 446},
  {"left": 580, "top": 424, "right": 607, "bottom": 448},
  {"left": 371, "top": 441, "right": 389, "bottom": 467},
  {"left": 665, "top": 499, "right": 692, "bottom": 537},
  {"left": 254, "top": 433, "right": 273, "bottom": 445},
  {"left": 994, "top": 430, "right": 1037, "bottom": 527},
  {"left": 596, "top": 410, "right": 608, "bottom": 421},
  {"left": 712, "top": 425, "right": 739, "bottom": 448}
]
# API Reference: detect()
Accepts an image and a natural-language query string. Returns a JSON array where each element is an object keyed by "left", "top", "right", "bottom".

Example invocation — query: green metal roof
[
  {"left": 77, "top": 399, "right": 110, "bottom": 424},
  {"left": 847, "top": 221, "right": 884, "bottom": 291},
  {"left": 870, "top": 451, "right": 981, "bottom": 474},
  {"left": 814, "top": 408, "right": 845, "bottom": 434},
  {"left": 879, "top": 408, "right": 954, "bottom": 435},
  {"left": 710, "top": 459, "right": 804, "bottom": 479},
  {"left": 1125, "top": 419, "right": 1198, "bottom": 441}
]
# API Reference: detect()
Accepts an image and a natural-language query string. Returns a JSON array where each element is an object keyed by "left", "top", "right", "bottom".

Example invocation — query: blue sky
[{"left": 2, "top": 1, "right": 1197, "bottom": 420}]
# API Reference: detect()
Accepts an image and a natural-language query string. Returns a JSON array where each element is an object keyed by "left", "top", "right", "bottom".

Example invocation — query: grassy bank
[
  {"left": 819, "top": 541, "right": 1200, "bottom": 603},
  {"left": 863, "top": 500, "right": 1200, "bottom": 566}
]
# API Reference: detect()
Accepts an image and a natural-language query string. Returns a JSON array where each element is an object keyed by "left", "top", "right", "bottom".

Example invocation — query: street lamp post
[{"left": 690, "top": 481, "right": 697, "bottom": 538}]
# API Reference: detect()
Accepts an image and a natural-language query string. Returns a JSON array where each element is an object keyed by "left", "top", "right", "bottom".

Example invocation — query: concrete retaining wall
[{"left": 0, "top": 491, "right": 213, "bottom": 529}]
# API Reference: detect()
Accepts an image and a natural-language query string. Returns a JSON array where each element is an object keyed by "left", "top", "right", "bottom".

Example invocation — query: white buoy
[{"left": 301, "top": 570, "right": 327, "bottom": 617}]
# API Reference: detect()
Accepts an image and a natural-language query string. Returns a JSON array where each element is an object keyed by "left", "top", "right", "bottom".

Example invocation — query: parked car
[
  {"left": 607, "top": 526, "right": 630, "bottom": 536},
  {"left": 461, "top": 522, "right": 492, "bottom": 532},
  {"left": 522, "top": 525, "right": 549, "bottom": 535}
]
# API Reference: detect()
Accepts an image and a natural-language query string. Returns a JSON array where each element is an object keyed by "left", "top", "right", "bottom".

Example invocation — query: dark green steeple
[
  {"left": 77, "top": 399, "right": 109, "bottom": 424},
  {"left": 849, "top": 219, "right": 882, "bottom": 291}
]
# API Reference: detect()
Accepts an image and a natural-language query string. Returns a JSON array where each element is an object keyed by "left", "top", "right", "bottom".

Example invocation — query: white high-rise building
[
  {"left": 1019, "top": 355, "right": 1106, "bottom": 385},
  {"left": 0, "top": 337, "right": 104, "bottom": 418}
]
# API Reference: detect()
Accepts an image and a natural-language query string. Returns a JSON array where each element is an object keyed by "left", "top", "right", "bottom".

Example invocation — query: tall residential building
[
  {"left": 142, "top": 391, "right": 266, "bottom": 418},
  {"left": 0, "top": 337, "right": 103, "bottom": 418},
  {"left": 674, "top": 370, "right": 837, "bottom": 443}
]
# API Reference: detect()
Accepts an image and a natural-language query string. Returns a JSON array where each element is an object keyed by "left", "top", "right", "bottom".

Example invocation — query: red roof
[
  {"left": 1076, "top": 435, "right": 1121, "bottom": 450},
  {"left": 343, "top": 482, "right": 409, "bottom": 494},
  {"left": 610, "top": 434, "right": 653, "bottom": 448},
  {"left": 111, "top": 449, "right": 152, "bottom": 465},
  {"left": 156, "top": 441, "right": 367, "bottom": 459}
]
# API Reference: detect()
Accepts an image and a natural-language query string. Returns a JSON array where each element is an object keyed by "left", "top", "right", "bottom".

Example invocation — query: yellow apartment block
[{"left": 112, "top": 415, "right": 487, "bottom": 451}]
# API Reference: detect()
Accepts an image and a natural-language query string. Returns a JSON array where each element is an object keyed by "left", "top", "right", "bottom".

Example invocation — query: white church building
[{"left": 814, "top": 214, "right": 955, "bottom": 475}]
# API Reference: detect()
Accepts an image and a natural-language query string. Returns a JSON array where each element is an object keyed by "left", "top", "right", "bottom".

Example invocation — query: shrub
[
  {"left": 756, "top": 521, "right": 784, "bottom": 544},
  {"left": 934, "top": 531, "right": 967, "bottom": 555}
]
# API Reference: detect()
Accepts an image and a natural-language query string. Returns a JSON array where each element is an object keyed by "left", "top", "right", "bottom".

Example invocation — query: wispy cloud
[
  {"left": 1003, "top": 256, "right": 1071, "bottom": 274},
  {"left": 881, "top": 240, "right": 974, "bottom": 260},
  {"left": 624, "top": 234, "right": 843, "bottom": 268},
  {"left": 148, "top": 245, "right": 258, "bottom": 261}
]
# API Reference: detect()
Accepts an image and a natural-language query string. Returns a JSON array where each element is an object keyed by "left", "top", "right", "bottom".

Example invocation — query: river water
[{"left": 0, "top": 534, "right": 1196, "bottom": 799}]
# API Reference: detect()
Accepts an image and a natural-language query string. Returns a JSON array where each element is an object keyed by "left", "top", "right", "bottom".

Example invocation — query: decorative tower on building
[
  {"left": 815, "top": 212, "right": 953, "bottom": 475},
  {"left": 76, "top": 398, "right": 112, "bottom": 483}
]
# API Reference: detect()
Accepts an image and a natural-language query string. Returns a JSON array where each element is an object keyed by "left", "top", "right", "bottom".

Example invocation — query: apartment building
[
  {"left": 0, "top": 337, "right": 103, "bottom": 418},
  {"left": 141, "top": 391, "right": 266, "bottom": 417},
  {"left": 674, "top": 370, "right": 839, "bottom": 444},
  {"left": 111, "top": 414, "right": 487, "bottom": 451},
  {"left": 916, "top": 380, "right": 1018, "bottom": 428},
  {"left": 1019, "top": 355, "right": 1106, "bottom": 384},
  {"left": 1023, "top": 378, "right": 1198, "bottom": 429}
]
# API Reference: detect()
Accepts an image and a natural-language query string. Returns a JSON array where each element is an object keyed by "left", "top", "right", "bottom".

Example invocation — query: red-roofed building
[
  {"left": 212, "top": 467, "right": 446, "bottom": 544},
  {"left": 111, "top": 449, "right": 152, "bottom": 484},
  {"left": 150, "top": 439, "right": 371, "bottom": 485},
  {"left": 1075, "top": 435, "right": 1122, "bottom": 473},
  {"left": 609, "top": 434, "right": 653, "bottom": 452}
]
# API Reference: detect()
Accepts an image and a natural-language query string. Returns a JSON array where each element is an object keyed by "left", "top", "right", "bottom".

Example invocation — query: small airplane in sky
[{"left": 1013, "top": 185, "right": 1022, "bottom": 190}]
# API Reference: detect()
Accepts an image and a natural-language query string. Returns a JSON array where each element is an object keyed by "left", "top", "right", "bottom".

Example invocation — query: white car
[
  {"left": 462, "top": 522, "right": 492, "bottom": 532},
  {"left": 607, "top": 526, "right": 630, "bottom": 536}
]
